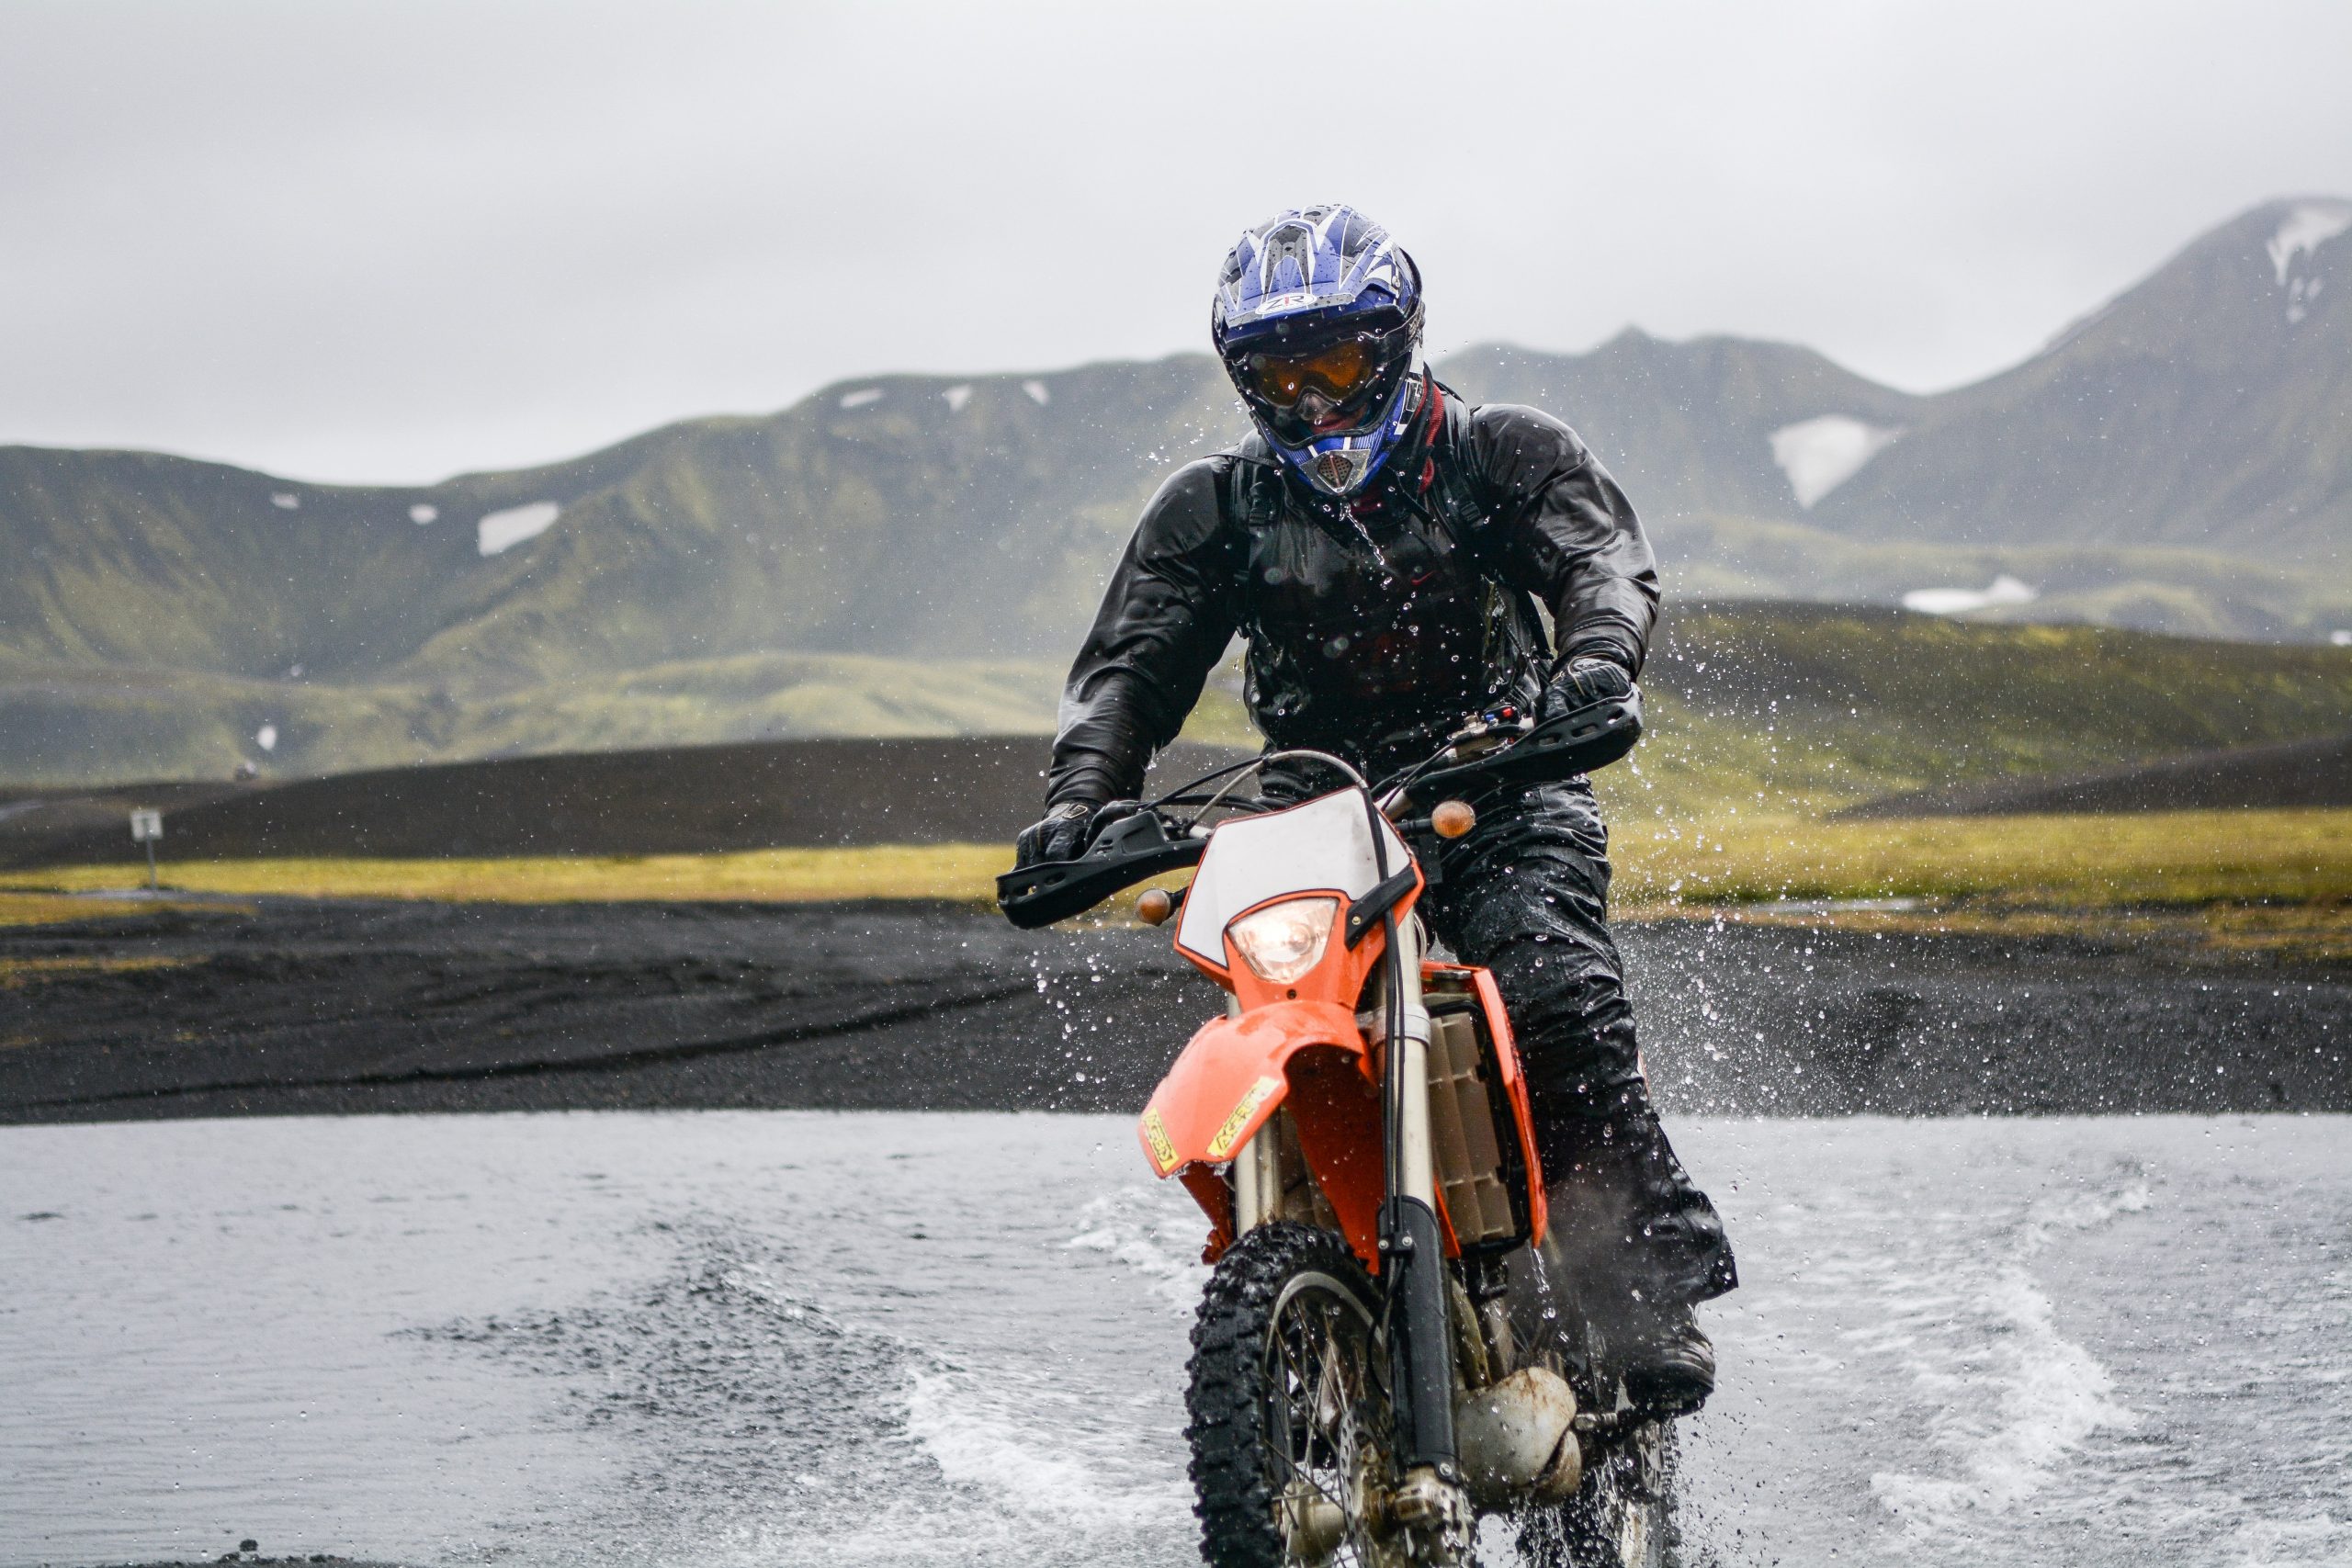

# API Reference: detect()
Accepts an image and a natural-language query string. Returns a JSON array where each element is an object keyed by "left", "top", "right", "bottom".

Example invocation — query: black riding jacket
[{"left": 1046, "top": 376, "right": 1659, "bottom": 807}]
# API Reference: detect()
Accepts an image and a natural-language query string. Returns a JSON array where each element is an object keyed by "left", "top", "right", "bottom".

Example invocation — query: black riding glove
[
  {"left": 1013, "top": 799, "right": 1143, "bottom": 869},
  {"left": 1016, "top": 802, "right": 1098, "bottom": 869},
  {"left": 1539, "top": 654, "right": 1634, "bottom": 723}
]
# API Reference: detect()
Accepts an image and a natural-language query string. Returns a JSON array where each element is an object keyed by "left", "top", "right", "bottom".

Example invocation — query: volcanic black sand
[
  {"left": 5, "top": 896, "right": 2345, "bottom": 1123},
  {"left": 12, "top": 726, "right": 2349, "bottom": 874},
  {"left": 1843, "top": 730, "right": 2352, "bottom": 816},
  {"left": 0, "top": 736, "right": 1249, "bottom": 869}
]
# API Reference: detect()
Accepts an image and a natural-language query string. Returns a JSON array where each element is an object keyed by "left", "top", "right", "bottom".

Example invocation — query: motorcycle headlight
[{"left": 1227, "top": 897, "right": 1340, "bottom": 985}]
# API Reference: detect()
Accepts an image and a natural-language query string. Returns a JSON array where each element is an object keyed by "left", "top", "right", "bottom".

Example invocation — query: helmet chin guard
[
  {"left": 1313, "top": 449, "right": 1368, "bottom": 493},
  {"left": 1293, "top": 374, "right": 1422, "bottom": 496},
  {"left": 1212, "top": 204, "right": 1424, "bottom": 499}
]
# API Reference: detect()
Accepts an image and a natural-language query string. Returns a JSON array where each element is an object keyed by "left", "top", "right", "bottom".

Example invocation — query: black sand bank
[{"left": 3, "top": 898, "right": 2345, "bottom": 1123}]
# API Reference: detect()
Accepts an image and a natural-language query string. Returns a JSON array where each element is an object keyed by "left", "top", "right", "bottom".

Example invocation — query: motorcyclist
[{"left": 1015, "top": 205, "right": 1735, "bottom": 1413}]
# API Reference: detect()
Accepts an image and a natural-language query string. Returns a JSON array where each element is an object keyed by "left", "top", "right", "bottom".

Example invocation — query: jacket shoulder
[
  {"left": 1133, "top": 455, "right": 1236, "bottom": 551},
  {"left": 1460, "top": 400, "right": 1594, "bottom": 479}
]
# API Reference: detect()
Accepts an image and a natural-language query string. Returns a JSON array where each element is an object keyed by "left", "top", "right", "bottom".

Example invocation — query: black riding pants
[{"left": 1420, "top": 780, "right": 1737, "bottom": 1311}]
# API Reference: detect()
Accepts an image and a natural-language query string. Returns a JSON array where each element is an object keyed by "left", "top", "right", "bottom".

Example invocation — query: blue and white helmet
[{"left": 1212, "top": 205, "right": 1425, "bottom": 498}]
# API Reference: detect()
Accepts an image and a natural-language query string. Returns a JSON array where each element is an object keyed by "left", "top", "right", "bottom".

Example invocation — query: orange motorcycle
[{"left": 1001, "top": 692, "right": 1669, "bottom": 1568}]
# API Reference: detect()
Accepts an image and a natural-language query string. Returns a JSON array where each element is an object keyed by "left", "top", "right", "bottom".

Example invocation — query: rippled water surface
[{"left": 3, "top": 1112, "right": 2346, "bottom": 1567}]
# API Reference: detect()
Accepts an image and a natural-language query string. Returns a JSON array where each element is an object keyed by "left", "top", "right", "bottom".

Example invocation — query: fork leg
[
  {"left": 1380, "top": 918, "right": 1459, "bottom": 1479},
  {"left": 1231, "top": 1123, "right": 1283, "bottom": 1233}
]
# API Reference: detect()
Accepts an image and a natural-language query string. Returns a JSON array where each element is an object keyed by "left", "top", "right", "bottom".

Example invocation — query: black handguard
[
  {"left": 1403, "top": 684, "right": 1645, "bottom": 807},
  {"left": 996, "top": 809, "right": 1205, "bottom": 930}
]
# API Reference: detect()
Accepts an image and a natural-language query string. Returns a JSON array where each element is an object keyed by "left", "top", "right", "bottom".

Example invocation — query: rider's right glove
[{"left": 1013, "top": 798, "right": 1140, "bottom": 869}]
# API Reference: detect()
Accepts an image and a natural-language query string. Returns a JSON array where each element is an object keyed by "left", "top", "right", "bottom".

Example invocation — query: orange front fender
[
  {"left": 1138, "top": 1000, "right": 1364, "bottom": 1177},
  {"left": 1139, "top": 1000, "right": 1388, "bottom": 1269}
]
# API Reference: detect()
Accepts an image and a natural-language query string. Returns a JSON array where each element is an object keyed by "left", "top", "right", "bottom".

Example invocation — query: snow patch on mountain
[
  {"left": 2267, "top": 201, "right": 2351, "bottom": 323},
  {"left": 942, "top": 384, "right": 973, "bottom": 412},
  {"left": 1022, "top": 379, "right": 1051, "bottom": 406},
  {"left": 838, "top": 388, "right": 885, "bottom": 410},
  {"left": 2267, "top": 202, "right": 2352, "bottom": 285},
  {"left": 1769, "top": 415, "right": 1899, "bottom": 508},
  {"left": 477, "top": 502, "right": 560, "bottom": 557},
  {"left": 1904, "top": 575, "right": 2038, "bottom": 616}
]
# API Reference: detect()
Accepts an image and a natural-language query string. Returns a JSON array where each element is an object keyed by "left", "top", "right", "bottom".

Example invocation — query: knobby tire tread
[{"left": 1185, "top": 1222, "right": 1374, "bottom": 1568}]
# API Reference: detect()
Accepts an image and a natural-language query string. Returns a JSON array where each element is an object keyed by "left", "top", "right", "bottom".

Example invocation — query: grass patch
[
  {"left": 1611, "top": 807, "right": 2352, "bottom": 908},
  {"left": 6, "top": 810, "right": 2347, "bottom": 919},
  {"left": 1, "top": 843, "right": 1016, "bottom": 906},
  {"left": 0, "top": 890, "right": 182, "bottom": 928},
  {"left": 1627, "top": 901, "right": 2352, "bottom": 964}
]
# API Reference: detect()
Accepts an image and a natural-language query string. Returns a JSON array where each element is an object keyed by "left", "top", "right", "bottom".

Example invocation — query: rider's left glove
[
  {"left": 1539, "top": 654, "right": 1634, "bottom": 723},
  {"left": 1013, "top": 799, "right": 1141, "bottom": 869},
  {"left": 1016, "top": 802, "right": 1096, "bottom": 869}
]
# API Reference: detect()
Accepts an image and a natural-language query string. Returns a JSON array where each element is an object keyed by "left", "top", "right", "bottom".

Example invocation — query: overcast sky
[{"left": 6, "top": 0, "right": 2350, "bottom": 483}]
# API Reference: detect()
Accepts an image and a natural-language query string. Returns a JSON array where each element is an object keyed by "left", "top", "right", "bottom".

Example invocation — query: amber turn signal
[
  {"left": 1430, "top": 799, "right": 1477, "bottom": 840},
  {"left": 1136, "top": 887, "right": 1176, "bottom": 926}
]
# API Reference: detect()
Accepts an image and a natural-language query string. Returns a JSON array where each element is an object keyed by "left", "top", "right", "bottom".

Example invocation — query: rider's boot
[{"left": 1621, "top": 1302, "right": 1714, "bottom": 1416}]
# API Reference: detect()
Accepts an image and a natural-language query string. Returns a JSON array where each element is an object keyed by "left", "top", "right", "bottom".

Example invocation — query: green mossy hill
[
  {"left": 0, "top": 654, "right": 1064, "bottom": 788},
  {"left": 1646, "top": 514, "right": 2352, "bottom": 644},
  {"left": 390, "top": 356, "right": 1246, "bottom": 686},
  {"left": 0, "top": 356, "right": 1242, "bottom": 690},
  {"left": 1441, "top": 332, "right": 1926, "bottom": 525},
  {"left": 1597, "top": 603, "right": 2352, "bottom": 818},
  {"left": 9, "top": 603, "right": 2346, "bottom": 812},
  {"left": 0, "top": 445, "right": 529, "bottom": 678}
]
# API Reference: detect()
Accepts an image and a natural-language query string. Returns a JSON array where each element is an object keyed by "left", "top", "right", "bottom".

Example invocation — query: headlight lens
[{"left": 1227, "top": 897, "right": 1340, "bottom": 984}]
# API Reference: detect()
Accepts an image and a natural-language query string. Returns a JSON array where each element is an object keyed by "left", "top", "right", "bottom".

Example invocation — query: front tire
[{"left": 1186, "top": 1222, "right": 1413, "bottom": 1567}]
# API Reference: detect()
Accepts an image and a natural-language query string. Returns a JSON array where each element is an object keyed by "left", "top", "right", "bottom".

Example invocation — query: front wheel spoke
[
  {"left": 1267, "top": 1304, "right": 1368, "bottom": 1525},
  {"left": 1274, "top": 1322, "right": 1323, "bottom": 1467},
  {"left": 1314, "top": 1339, "right": 1363, "bottom": 1481}
]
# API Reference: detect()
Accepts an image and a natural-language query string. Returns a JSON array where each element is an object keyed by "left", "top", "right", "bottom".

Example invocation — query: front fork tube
[
  {"left": 1224, "top": 928, "right": 1459, "bottom": 1476},
  {"left": 1228, "top": 992, "right": 1286, "bottom": 1237},
  {"left": 1229, "top": 1113, "right": 1282, "bottom": 1235},
  {"left": 1375, "top": 918, "right": 1458, "bottom": 1477}
]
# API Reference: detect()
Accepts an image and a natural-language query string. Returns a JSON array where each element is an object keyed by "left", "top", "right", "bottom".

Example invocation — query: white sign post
[{"left": 129, "top": 809, "right": 163, "bottom": 891}]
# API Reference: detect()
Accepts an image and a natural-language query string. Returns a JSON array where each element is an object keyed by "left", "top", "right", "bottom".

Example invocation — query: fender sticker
[
  {"left": 1141, "top": 1109, "right": 1180, "bottom": 1175},
  {"left": 1206, "top": 1076, "right": 1283, "bottom": 1161}
]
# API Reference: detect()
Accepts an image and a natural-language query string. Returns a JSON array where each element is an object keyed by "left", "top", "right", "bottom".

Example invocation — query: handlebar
[
  {"left": 994, "top": 685, "right": 1644, "bottom": 928},
  {"left": 995, "top": 808, "right": 1205, "bottom": 931},
  {"left": 1395, "top": 686, "right": 1644, "bottom": 807}
]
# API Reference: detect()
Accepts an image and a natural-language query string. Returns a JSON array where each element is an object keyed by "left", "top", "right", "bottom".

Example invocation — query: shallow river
[{"left": 4, "top": 1111, "right": 2346, "bottom": 1567}]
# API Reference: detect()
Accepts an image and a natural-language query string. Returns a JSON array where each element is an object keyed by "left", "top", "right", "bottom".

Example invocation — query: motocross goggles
[
  {"left": 1242, "top": 338, "right": 1378, "bottom": 411},
  {"left": 1225, "top": 312, "right": 1416, "bottom": 448}
]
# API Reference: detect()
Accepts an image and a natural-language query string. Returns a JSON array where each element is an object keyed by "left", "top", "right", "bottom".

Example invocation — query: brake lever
[
  {"left": 1442, "top": 713, "right": 1533, "bottom": 755},
  {"left": 1403, "top": 686, "right": 1645, "bottom": 806}
]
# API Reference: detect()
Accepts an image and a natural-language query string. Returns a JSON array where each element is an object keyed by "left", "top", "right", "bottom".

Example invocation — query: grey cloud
[{"left": 3, "top": 0, "right": 2349, "bottom": 481}]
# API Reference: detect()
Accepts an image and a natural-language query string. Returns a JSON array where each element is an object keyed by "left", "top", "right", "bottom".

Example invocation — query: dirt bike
[{"left": 1000, "top": 688, "right": 1674, "bottom": 1568}]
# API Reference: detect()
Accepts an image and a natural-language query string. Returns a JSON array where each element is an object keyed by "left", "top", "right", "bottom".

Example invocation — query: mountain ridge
[
  {"left": 1810, "top": 197, "right": 2352, "bottom": 559},
  {"left": 4, "top": 197, "right": 2349, "bottom": 786}
]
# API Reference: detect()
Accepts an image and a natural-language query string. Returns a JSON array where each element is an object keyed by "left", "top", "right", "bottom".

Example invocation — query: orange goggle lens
[{"left": 1244, "top": 339, "right": 1375, "bottom": 408}]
